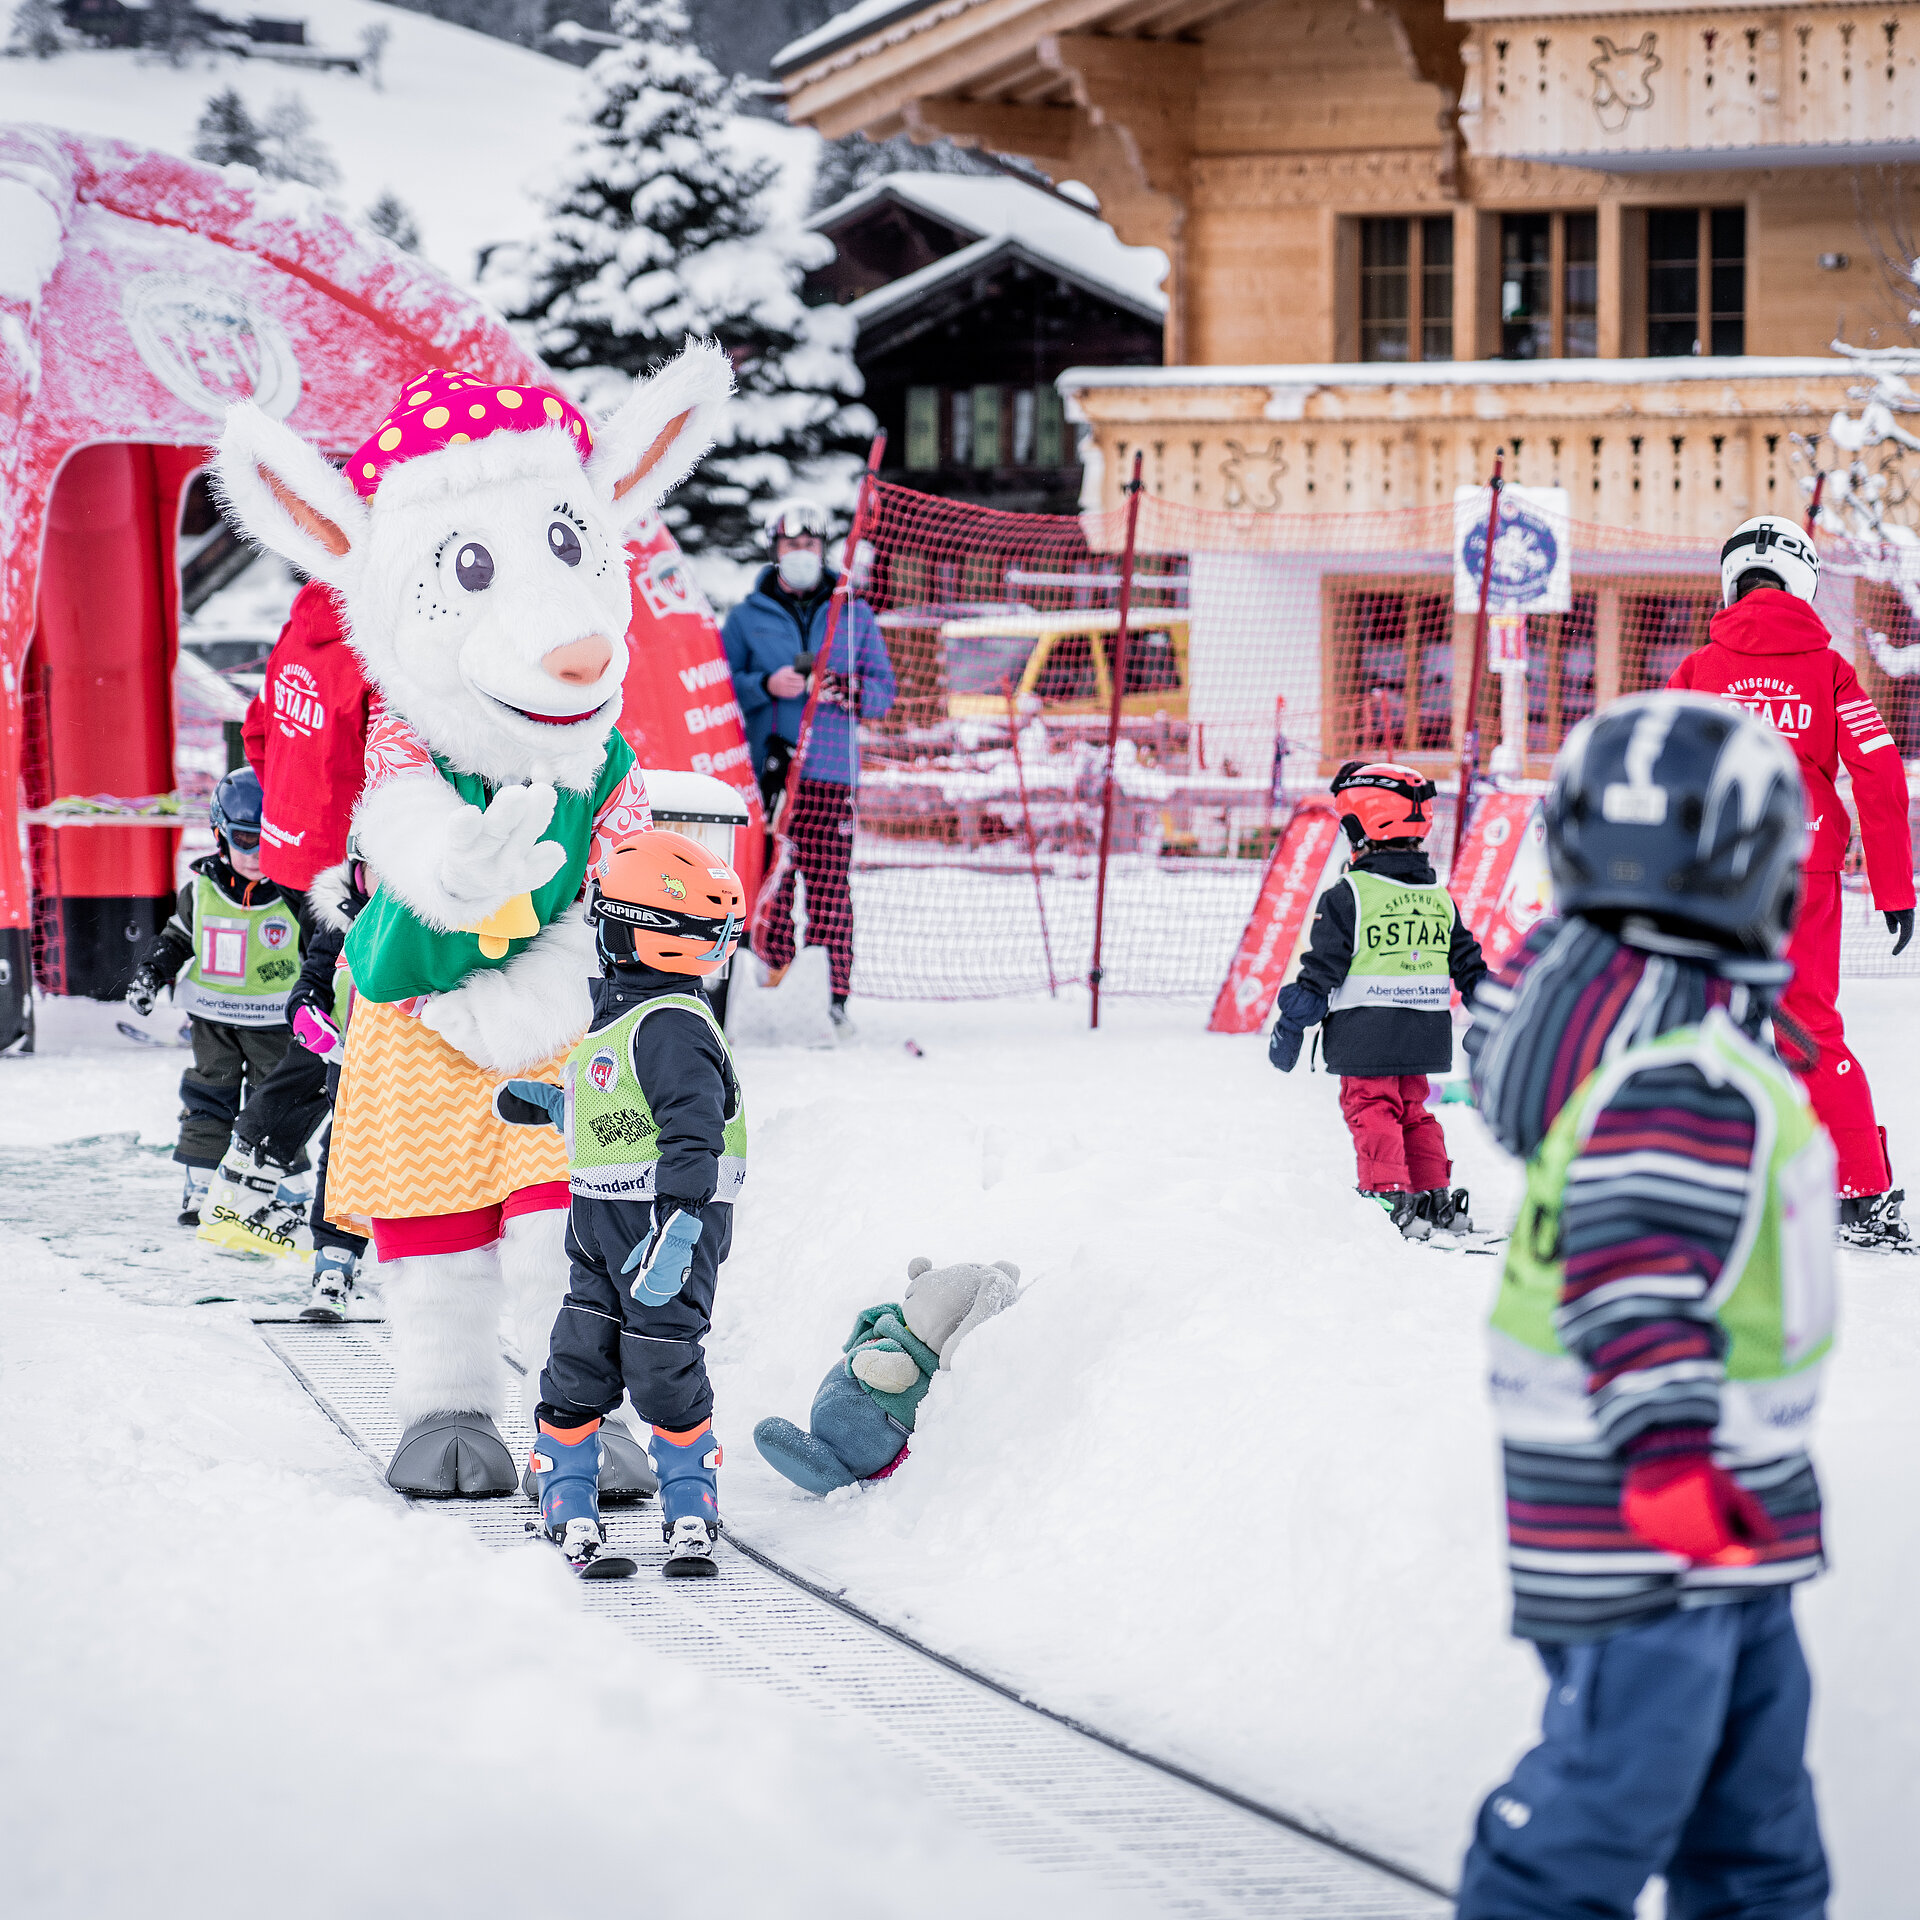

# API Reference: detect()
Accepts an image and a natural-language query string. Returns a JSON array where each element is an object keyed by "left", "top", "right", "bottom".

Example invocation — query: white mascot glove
[
  {"left": 850, "top": 1346, "right": 923, "bottom": 1395},
  {"left": 439, "top": 783, "right": 565, "bottom": 918}
]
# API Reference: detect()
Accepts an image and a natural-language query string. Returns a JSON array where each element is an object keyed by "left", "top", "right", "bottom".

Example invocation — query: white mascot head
[{"left": 213, "top": 340, "right": 734, "bottom": 792}]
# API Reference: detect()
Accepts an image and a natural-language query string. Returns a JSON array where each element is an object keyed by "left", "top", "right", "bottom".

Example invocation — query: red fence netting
[{"left": 755, "top": 484, "right": 1920, "bottom": 1003}]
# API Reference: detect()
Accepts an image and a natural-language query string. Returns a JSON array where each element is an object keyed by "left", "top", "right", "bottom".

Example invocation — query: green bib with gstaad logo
[
  {"left": 562, "top": 992, "right": 747, "bottom": 1205},
  {"left": 178, "top": 874, "right": 302, "bottom": 1027},
  {"left": 1326, "top": 870, "right": 1454, "bottom": 1013},
  {"left": 1488, "top": 1010, "right": 1835, "bottom": 1457}
]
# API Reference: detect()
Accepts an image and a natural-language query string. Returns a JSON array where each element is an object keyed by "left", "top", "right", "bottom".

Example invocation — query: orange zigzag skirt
[{"left": 325, "top": 996, "right": 569, "bottom": 1224}]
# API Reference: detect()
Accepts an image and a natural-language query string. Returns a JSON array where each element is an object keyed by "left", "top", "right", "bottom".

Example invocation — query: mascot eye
[
  {"left": 548, "top": 521, "right": 583, "bottom": 567},
  {"left": 455, "top": 543, "right": 494, "bottom": 592}
]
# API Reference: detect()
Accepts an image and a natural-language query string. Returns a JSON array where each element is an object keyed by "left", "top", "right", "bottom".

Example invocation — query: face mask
[{"left": 777, "top": 548, "right": 822, "bottom": 594}]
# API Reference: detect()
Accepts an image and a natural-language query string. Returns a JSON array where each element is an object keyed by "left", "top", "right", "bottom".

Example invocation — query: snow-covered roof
[
  {"left": 811, "top": 174, "right": 1167, "bottom": 319},
  {"left": 773, "top": 0, "right": 938, "bottom": 75}
]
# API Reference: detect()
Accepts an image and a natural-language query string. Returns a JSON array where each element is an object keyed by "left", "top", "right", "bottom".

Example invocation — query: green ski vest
[
  {"left": 345, "top": 731, "right": 637, "bottom": 1004},
  {"left": 177, "top": 873, "right": 302, "bottom": 1027},
  {"left": 1489, "top": 1009, "right": 1836, "bottom": 1450},
  {"left": 1327, "top": 870, "right": 1455, "bottom": 1013},
  {"left": 562, "top": 991, "right": 748, "bottom": 1205}
]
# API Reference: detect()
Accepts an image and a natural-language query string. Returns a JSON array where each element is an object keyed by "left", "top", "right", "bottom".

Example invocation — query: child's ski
[
  {"left": 1423, "top": 1230, "right": 1508, "bottom": 1258},
  {"left": 118, "top": 1020, "right": 190, "bottom": 1049},
  {"left": 530, "top": 1517, "right": 636, "bottom": 1580}
]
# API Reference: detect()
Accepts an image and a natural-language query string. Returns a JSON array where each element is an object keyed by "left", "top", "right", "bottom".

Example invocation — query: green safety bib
[
  {"left": 178, "top": 873, "right": 301, "bottom": 1027},
  {"left": 345, "top": 731, "right": 636, "bottom": 1004},
  {"left": 1326, "top": 870, "right": 1455, "bottom": 1013},
  {"left": 1489, "top": 1009, "right": 1836, "bottom": 1454},
  {"left": 562, "top": 991, "right": 748, "bottom": 1205}
]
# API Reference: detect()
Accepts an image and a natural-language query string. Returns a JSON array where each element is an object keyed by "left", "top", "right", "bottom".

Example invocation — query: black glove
[
  {"left": 125, "top": 965, "right": 162, "bottom": 1017},
  {"left": 1887, "top": 909, "right": 1914, "bottom": 958},
  {"left": 1269, "top": 1021, "right": 1305, "bottom": 1073}
]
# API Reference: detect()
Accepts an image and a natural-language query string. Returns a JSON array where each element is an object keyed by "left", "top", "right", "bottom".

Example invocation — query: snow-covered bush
[
  {"left": 258, "top": 91, "right": 339, "bottom": 189},
  {"left": 364, "top": 190, "right": 421, "bottom": 253},
  {"left": 6, "top": 0, "right": 80, "bottom": 59},
  {"left": 192, "top": 89, "right": 264, "bottom": 170},
  {"left": 484, "top": 0, "right": 870, "bottom": 563}
]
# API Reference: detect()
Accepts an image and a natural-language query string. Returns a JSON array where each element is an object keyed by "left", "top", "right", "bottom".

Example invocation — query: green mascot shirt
[{"left": 345, "top": 732, "right": 637, "bottom": 1005}]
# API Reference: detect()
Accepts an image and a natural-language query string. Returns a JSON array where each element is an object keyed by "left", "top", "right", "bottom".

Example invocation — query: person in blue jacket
[{"left": 722, "top": 498, "right": 895, "bottom": 1026}]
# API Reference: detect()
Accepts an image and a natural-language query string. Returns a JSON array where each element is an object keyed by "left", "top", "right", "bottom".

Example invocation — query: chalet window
[
  {"left": 971, "top": 386, "right": 1000, "bottom": 468},
  {"left": 905, "top": 387, "right": 940, "bottom": 470},
  {"left": 950, "top": 390, "right": 972, "bottom": 465},
  {"left": 1647, "top": 208, "right": 1745, "bottom": 357},
  {"left": 1011, "top": 388, "right": 1035, "bottom": 465},
  {"left": 1034, "top": 386, "right": 1065, "bottom": 466},
  {"left": 1498, "top": 212, "right": 1597, "bottom": 359},
  {"left": 1524, "top": 596, "right": 1598, "bottom": 754},
  {"left": 1325, "top": 581, "right": 1455, "bottom": 760},
  {"left": 1359, "top": 216, "right": 1454, "bottom": 363},
  {"left": 1620, "top": 585, "right": 1717, "bottom": 688}
]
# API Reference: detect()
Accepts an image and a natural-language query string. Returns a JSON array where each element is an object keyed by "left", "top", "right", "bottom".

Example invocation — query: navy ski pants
[
  {"left": 538, "top": 1194, "right": 730, "bottom": 1434},
  {"left": 1457, "top": 1588, "right": 1828, "bottom": 1919}
]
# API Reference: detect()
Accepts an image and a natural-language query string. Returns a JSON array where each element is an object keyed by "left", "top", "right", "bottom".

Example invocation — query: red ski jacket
[
  {"left": 241, "top": 582, "right": 374, "bottom": 891},
  {"left": 1669, "top": 590, "right": 1914, "bottom": 909}
]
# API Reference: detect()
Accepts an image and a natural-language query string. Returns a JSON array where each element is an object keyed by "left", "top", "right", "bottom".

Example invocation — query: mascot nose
[{"left": 543, "top": 634, "right": 613, "bottom": 686}]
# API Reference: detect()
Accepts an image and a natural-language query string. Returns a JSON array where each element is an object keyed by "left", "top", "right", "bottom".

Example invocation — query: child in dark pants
[
  {"left": 126, "top": 767, "right": 311, "bottom": 1242},
  {"left": 1268, "top": 762, "right": 1486, "bottom": 1238},
  {"left": 1459, "top": 692, "right": 1831, "bottom": 1918},
  {"left": 497, "top": 828, "right": 746, "bottom": 1579}
]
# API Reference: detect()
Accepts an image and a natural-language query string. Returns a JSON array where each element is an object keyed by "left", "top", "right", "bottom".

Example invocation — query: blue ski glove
[
  {"left": 623, "top": 1204, "right": 703, "bottom": 1306},
  {"left": 494, "top": 1079, "right": 566, "bottom": 1130},
  {"left": 1269, "top": 982, "right": 1329, "bottom": 1073}
]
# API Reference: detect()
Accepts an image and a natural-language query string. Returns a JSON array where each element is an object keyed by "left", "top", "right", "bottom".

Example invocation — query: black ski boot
[
  {"left": 1839, "top": 1189, "right": 1917, "bottom": 1254},
  {"left": 1419, "top": 1187, "right": 1474, "bottom": 1234},
  {"left": 1363, "top": 1189, "right": 1430, "bottom": 1240}
]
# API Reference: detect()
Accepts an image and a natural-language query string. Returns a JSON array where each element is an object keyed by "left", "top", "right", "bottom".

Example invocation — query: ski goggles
[
  {"left": 222, "top": 824, "right": 262, "bottom": 851},
  {"left": 766, "top": 501, "right": 829, "bottom": 544},
  {"left": 594, "top": 893, "right": 742, "bottom": 963}
]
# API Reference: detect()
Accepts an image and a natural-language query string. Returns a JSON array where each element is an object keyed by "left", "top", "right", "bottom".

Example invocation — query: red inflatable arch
[{"left": 0, "top": 124, "right": 760, "bottom": 1050}]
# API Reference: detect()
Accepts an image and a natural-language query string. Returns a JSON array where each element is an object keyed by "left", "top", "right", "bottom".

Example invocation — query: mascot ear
[
  {"left": 214, "top": 403, "right": 367, "bottom": 586},
  {"left": 586, "top": 336, "right": 733, "bottom": 523}
]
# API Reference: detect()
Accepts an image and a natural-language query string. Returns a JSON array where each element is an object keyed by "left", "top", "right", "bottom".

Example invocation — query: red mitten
[{"left": 1622, "top": 1447, "right": 1779, "bottom": 1567}]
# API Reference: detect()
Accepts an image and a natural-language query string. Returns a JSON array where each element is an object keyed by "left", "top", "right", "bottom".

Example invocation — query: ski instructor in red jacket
[{"left": 1669, "top": 515, "right": 1916, "bottom": 1249}]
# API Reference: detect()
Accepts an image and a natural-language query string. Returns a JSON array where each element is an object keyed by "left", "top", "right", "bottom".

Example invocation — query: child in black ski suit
[
  {"left": 1268, "top": 761, "right": 1486, "bottom": 1238},
  {"left": 495, "top": 828, "right": 747, "bottom": 1580},
  {"left": 126, "top": 767, "right": 321, "bottom": 1235}
]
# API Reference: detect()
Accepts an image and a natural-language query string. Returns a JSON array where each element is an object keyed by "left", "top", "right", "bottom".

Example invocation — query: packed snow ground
[{"left": 3, "top": 985, "right": 1916, "bottom": 1911}]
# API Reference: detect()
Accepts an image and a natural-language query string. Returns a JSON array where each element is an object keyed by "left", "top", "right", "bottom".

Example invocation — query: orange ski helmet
[
  {"left": 1330, "top": 761, "right": 1438, "bottom": 846},
  {"left": 590, "top": 829, "right": 744, "bottom": 976}
]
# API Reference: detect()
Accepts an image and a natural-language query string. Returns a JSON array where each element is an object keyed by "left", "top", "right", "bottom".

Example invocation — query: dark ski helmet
[
  {"left": 209, "top": 765, "right": 265, "bottom": 856},
  {"left": 1545, "top": 692, "right": 1805, "bottom": 957}
]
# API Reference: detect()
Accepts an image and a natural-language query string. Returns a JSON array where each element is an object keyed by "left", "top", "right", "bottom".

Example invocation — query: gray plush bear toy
[{"left": 754, "top": 1258, "right": 1020, "bottom": 1496}]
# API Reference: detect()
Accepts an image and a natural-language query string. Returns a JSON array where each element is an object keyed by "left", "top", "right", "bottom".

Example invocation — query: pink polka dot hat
[{"left": 346, "top": 368, "right": 593, "bottom": 499}]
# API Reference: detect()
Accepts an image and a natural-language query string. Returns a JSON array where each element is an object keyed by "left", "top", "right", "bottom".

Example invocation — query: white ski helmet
[
  {"left": 1720, "top": 515, "right": 1820, "bottom": 607},
  {"left": 761, "top": 498, "right": 830, "bottom": 551}
]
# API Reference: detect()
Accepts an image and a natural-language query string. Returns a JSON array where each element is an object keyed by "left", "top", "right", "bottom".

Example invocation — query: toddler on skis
[
  {"left": 496, "top": 829, "right": 747, "bottom": 1579},
  {"left": 1457, "top": 692, "right": 1833, "bottom": 1917},
  {"left": 1267, "top": 761, "right": 1486, "bottom": 1238},
  {"left": 126, "top": 767, "right": 311, "bottom": 1249}
]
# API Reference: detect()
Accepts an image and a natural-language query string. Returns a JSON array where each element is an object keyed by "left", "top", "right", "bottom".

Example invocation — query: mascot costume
[{"left": 215, "top": 341, "right": 734, "bottom": 1495}]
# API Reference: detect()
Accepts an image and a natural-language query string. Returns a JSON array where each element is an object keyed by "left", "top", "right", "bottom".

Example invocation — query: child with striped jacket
[{"left": 1457, "top": 692, "right": 1833, "bottom": 1919}]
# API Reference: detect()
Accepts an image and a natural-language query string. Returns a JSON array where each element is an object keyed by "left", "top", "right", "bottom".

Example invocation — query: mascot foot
[
  {"left": 387, "top": 1413, "right": 517, "bottom": 1498},
  {"left": 518, "top": 1420, "right": 660, "bottom": 1504},
  {"left": 754, "top": 1416, "right": 863, "bottom": 1497}
]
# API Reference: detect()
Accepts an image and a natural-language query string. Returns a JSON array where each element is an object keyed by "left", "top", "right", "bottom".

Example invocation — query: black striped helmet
[{"left": 1546, "top": 692, "right": 1806, "bottom": 957}]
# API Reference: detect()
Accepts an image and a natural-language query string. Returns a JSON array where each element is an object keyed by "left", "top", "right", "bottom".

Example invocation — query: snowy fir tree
[
  {"left": 192, "top": 90, "right": 265, "bottom": 171},
  {"left": 6, "top": 0, "right": 80, "bottom": 59},
  {"left": 258, "top": 92, "right": 340, "bottom": 189},
  {"left": 364, "top": 190, "right": 422, "bottom": 253},
  {"left": 485, "top": 0, "right": 869, "bottom": 563}
]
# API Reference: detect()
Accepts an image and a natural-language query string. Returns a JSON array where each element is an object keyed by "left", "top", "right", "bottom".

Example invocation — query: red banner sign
[
  {"left": 616, "top": 512, "right": 766, "bottom": 907},
  {"left": 1208, "top": 803, "right": 1347, "bottom": 1034},
  {"left": 1451, "top": 792, "right": 1552, "bottom": 976}
]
